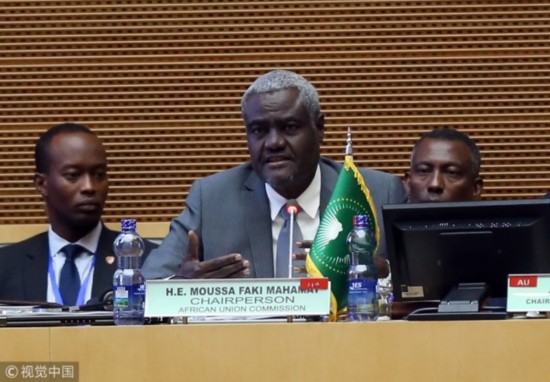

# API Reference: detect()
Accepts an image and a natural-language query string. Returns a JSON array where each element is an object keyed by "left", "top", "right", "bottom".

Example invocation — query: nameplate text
[
  {"left": 144, "top": 278, "right": 331, "bottom": 318},
  {"left": 507, "top": 274, "right": 550, "bottom": 312}
]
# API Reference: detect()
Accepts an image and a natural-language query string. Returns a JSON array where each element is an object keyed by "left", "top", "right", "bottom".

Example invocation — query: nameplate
[
  {"left": 507, "top": 274, "right": 550, "bottom": 312},
  {"left": 144, "top": 278, "right": 331, "bottom": 318}
]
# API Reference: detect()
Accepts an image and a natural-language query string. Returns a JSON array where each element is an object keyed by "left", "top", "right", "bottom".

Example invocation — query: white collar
[
  {"left": 265, "top": 165, "right": 321, "bottom": 220},
  {"left": 48, "top": 222, "right": 102, "bottom": 255}
]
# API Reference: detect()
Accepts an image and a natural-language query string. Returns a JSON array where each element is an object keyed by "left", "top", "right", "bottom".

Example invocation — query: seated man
[
  {"left": 142, "top": 69, "right": 407, "bottom": 280},
  {"left": 377, "top": 127, "right": 484, "bottom": 279},
  {"left": 0, "top": 123, "right": 157, "bottom": 306},
  {"left": 386, "top": 127, "right": 484, "bottom": 315},
  {"left": 405, "top": 127, "right": 483, "bottom": 203}
]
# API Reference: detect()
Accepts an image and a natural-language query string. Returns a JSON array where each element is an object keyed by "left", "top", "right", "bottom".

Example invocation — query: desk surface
[{"left": 1, "top": 319, "right": 548, "bottom": 382}]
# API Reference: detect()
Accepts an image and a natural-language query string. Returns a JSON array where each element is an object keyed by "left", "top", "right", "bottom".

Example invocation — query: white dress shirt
[
  {"left": 47, "top": 222, "right": 102, "bottom": 304},
  {"left": 265, "top": 165, "right": 321, "bottom": 272}
]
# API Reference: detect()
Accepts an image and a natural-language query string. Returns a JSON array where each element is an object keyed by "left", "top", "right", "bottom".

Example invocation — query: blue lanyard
[{"left": 48, "top": 248, "right": 96, "bottom": 306}]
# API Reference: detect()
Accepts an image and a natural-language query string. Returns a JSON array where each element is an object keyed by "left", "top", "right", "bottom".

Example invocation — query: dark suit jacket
[
  {"left": 0, "top": 225, "right": 157, "bottom": 303},
  {"left": 142, "top": 157, "right": 407, "bottom": 279}
]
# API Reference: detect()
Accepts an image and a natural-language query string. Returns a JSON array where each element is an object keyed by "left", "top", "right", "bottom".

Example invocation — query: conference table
[{"left": 1, "top": 318, "right": 548, "bottom": 382}]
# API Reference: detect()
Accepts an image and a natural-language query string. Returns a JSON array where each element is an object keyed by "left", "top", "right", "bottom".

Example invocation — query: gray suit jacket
[{"left": 142, "top": 157, "right": 407, "bottom": 279}]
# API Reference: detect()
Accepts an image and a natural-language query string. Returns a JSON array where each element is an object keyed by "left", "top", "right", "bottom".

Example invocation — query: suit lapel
[
  {"left": 19, "top": 227, "right": 118, "bottom": 303},
  {"left": 91, "top": 226, "right": 117, "bottom": 299},
  {"left": 319, "top": 158, "right": 341, "bottom": 216},
  {"left": 22, "top": 233, "right": 49, "bottom": 301},
  {"left": 242, "top": 171, "right": 273, "bottom": 278},
  {"left": 240, "top": 159, "right": 341, "bottom": 278}
]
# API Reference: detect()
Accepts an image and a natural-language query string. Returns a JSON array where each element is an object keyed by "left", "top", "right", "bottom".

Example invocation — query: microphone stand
[
  {"left": 288, "top": 211, "right": 296, "bottom": 279},
  {"left": 285, "top": 201, "right": 300, "bottom": 280},
  {"left": 287, "top": 212, "right": 297, "bottom": 323}
]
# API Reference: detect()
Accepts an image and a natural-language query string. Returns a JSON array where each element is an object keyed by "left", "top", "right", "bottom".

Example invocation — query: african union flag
[{"left": 306, "top": 155, "right": 380, "bottom": 321}]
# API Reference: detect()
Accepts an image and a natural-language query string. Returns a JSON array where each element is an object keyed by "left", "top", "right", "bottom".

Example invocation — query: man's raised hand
[{"left": 175, "top": 230, "right": 250, "bottom": 278}]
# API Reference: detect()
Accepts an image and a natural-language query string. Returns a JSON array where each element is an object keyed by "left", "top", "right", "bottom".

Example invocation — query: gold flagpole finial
[{"left": 345, "top": 127, "right": 353, "bottom": 157}]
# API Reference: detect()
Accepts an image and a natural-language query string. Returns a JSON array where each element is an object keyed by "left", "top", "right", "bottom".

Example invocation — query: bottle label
[
  {"left": 114, "top": 284, "right": 145, "bottom": 309},
  {"left": 348, "top": 278, "right": 377, "bottom": 314},
  {"left": 349, "top": 278, "right": 377, "bottom": 293}
]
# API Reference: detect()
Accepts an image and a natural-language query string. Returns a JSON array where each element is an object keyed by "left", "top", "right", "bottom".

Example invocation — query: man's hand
[
  {"left": 175, "top": 230, "right": 250, "bottom": 278},
  {"left": 292, "top": 240, "right": 312, "bottom": 276},
  {"left": 374, "top": 255, "right": 390, "bottom": 279}
]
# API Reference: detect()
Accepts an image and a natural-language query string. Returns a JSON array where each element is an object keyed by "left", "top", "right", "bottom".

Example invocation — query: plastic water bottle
[
  {"left": 347, "top": 214, "right": 379, "bottom": 321},
  {"left": 113, "top": 218, "right": 145, "bottom": 325}
]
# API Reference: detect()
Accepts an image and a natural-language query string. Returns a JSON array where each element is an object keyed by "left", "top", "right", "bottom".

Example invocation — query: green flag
[{"left": 306, "top": 155, "right": 380, "bottom": 321}]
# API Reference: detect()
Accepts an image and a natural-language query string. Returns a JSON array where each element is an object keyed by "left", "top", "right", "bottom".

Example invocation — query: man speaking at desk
[{"left": 142, "top": 70, "right": 407, "bottom": 280}]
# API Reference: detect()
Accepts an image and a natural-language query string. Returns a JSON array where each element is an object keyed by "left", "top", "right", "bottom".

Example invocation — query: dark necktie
[
  {"left": 276, "top": 204, "right": 304, "bottom": 278},
  {"left": 59, "top": 244, "right": 83, "bottom": 306}
]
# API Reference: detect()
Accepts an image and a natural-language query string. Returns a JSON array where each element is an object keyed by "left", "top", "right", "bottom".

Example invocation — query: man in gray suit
[{"left": 142, "top": 70, "right": 407, "bottom": 279}]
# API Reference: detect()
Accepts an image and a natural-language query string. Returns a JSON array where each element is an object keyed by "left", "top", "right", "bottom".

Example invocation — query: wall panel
[{"left": 1, "top": 1, "right": 549, "bottom": 231}]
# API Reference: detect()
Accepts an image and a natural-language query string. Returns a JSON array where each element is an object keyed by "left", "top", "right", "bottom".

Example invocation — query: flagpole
[{"left": 346, "top": 127, "right": 353, "bottom": 158}]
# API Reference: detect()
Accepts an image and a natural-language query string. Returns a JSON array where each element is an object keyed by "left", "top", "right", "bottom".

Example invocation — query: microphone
[{"left": 286, "top": 200, "right": 300, "bottom": 279}]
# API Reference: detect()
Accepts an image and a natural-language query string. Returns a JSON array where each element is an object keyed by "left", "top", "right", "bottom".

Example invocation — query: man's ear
[
  {"left": 403, "top": 171, "right": 411, "bottom": 194},
  {"left": 473, "top": 177, "right": 483, "bottom": 200},
  {"left": 34, "top": 172, "right": 47, "bottom": 198},
  {"left": 315, "top": 113, "right": 325, "bottom": 144}
]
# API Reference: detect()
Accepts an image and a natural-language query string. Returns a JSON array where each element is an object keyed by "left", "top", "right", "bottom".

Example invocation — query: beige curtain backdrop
[{"left": 1, "top": 1, "right": 550, "bottom": 239}]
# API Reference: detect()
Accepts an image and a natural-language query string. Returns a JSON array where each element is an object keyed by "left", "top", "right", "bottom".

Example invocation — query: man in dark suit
[
  {"left": 142, "top": 70, "right": 407, "bottom": 280},
  {"left": 0, "top": 123, "right": 156, "bottom": 305}
]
